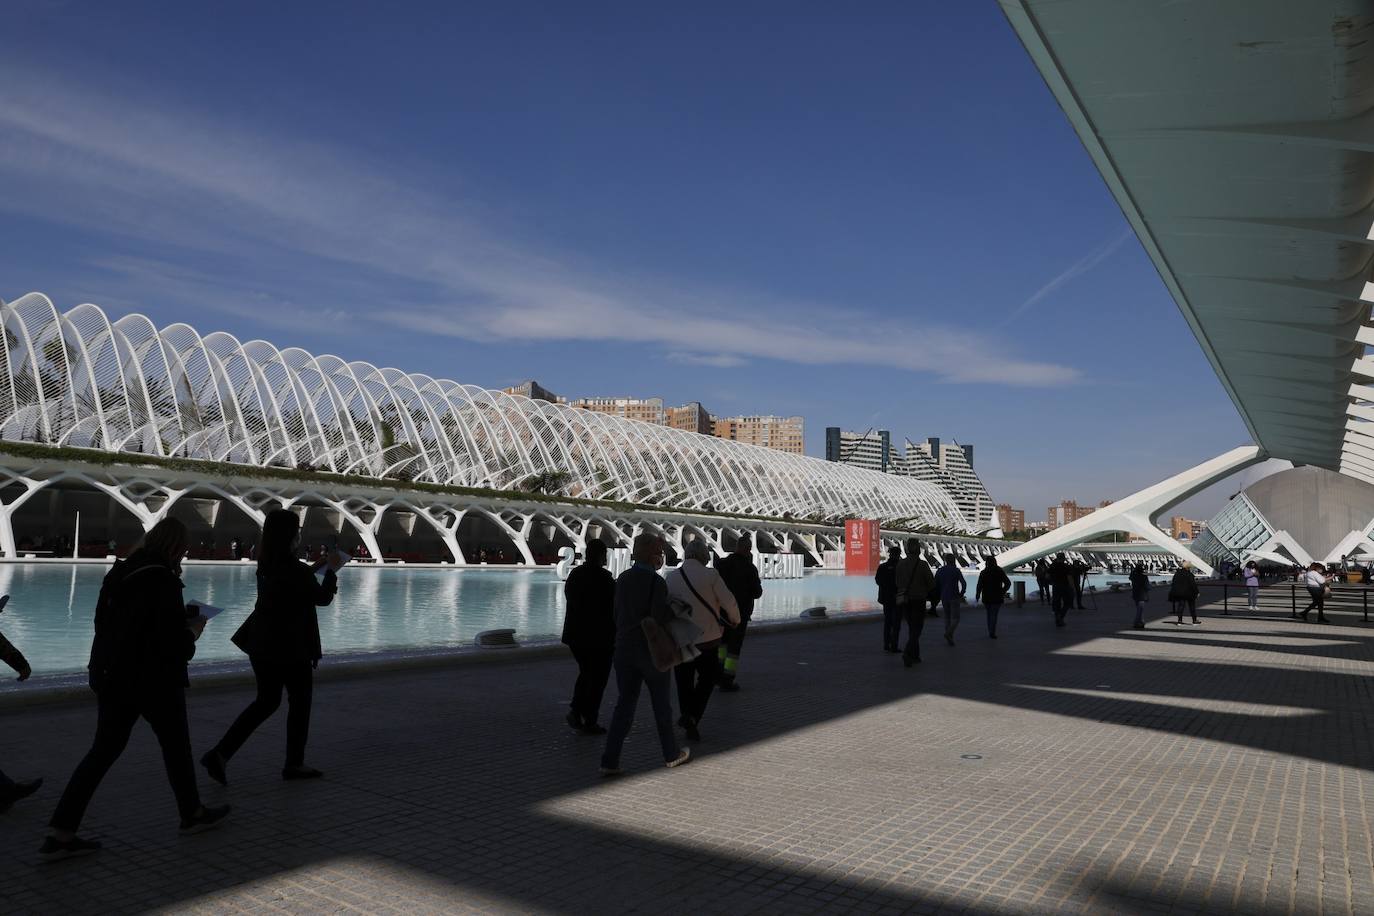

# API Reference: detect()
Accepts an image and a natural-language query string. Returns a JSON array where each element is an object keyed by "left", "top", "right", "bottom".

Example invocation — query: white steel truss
[{"left": 0, "top": 293, "right": 973, "bottom": 532}]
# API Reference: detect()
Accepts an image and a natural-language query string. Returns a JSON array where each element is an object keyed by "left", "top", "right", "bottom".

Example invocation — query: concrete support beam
[{"left": 995, "top": 445, "right": 1266, "bottom": 577}]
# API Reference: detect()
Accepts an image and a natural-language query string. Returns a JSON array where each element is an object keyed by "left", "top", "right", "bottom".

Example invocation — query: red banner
[{"left": 845, "top": 519, "right": 880, "bottom": 575}]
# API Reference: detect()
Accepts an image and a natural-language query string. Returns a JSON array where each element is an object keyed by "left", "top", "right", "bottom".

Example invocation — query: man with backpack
[{"left": 895, "top": 538, "right": 936, "bottom": 667}]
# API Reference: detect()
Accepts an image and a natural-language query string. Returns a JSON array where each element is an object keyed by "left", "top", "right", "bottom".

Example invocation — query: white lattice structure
[{"left": 0, "top": 293, "right": 973, "bottom": 537}]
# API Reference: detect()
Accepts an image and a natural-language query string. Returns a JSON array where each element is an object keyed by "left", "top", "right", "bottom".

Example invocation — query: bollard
[{"left": 1014, "top": 580, "right": 1026, "bottom": 608}]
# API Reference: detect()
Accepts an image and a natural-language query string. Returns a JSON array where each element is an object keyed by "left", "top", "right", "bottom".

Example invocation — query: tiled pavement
[{"left": 2, "top": 590, "right": 1373, "bottom": 914}]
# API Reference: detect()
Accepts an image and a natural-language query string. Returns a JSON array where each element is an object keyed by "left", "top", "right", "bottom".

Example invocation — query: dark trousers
[
  {"left": 674, "top": 638, "right": 722, "bottom": 723},
  {"left": 719, "top": 618, "right": 749, "bottom": 683},
  {"left": 985, "top": 602, "right": 1002, "bottom": 636},
  {"left": 1175, "top": 598, "right": 1197, "bottom": 621},
  {"left": 1302, "top": 587, "right": 1325, "bottom": 618},
  {"left": 1052, "top": 584, "right": 1072, "bottom": 623},
  {"left": 1037, "top": 581, "right": 1049, "bottom": 604},
  {"left": 902, "top": 602, "right": 925, "bottom": 662},
  {"left": 51, "top": 686, "right": 200, "bottom": 831},
  {"left": 881, "top": 602, "right": 901, "bottom": 650},
  {"left": 213, "top": 657, "right": 314, "bottom": 768},
  {"left": 601, "top": 645, "right": 679, "bottom": 768},
  {"left": 568, "top": 644, "right": 613, "bottom": 725}
]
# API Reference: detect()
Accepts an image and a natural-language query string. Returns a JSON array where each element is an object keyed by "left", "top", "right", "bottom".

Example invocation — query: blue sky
[{"left": 0, "top": 1, "right": 1250, "bottom": 520}]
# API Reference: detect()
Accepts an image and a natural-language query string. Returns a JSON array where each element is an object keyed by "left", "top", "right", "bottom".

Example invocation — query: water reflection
[{"left": 0, "top": 564, "right": 1091, "bottom": 677}]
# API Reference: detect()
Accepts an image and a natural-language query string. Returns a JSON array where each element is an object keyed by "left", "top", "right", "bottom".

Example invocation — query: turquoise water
[{"left": 0, "top": 564, "right": 1107, "bottom": 677}]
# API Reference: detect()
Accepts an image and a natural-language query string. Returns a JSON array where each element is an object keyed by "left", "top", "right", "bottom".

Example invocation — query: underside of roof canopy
[{"left": 1000, "top": 0, "right": 1374, "bottom": 482}]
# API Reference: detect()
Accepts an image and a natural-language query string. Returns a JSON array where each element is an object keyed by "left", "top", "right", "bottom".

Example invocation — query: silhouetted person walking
[
  {"left": 1034, "top": 559, "right": 1050, "bottom": 605},
  {"left": 714, "top": 535, "right": 762, "bottom": 691},
  {"left": 561, "top": 538, "right": 615, "bottom": 734},
  {"left": 668, "top": 540, "right": 740, "bottom": 742},
  {"left": 875, "top": 545, "right": 903, "bottom": 652},
  {"left": 1071, "top": 559, "right": 1089, "bottom": 609},
  {"left": 975, "top": 555, "right": 1011, "bottom": 639},
  {"left": 1129, "top": 563, "right": 1150, "bottom": 629},
  {"left": 1299, "top": 562, "right": 1330, "bottom": 623},
  {"left": 601, "top": 534, "right": 691, "bottom": 774},
  {"left": 935, "top": 554, "right": 966, "bottom": 645},
  {"left": 895, "top": 539, "right": 935, "bottom": 667},
  {"left": 0, "top": 625, "right": 42, "bottom": 813},
  {"left": 43, "top": 519, "right": 228, "bottom": 861},
  {"left": 1169, "top": 563, "right": 1200, "bottom": 625},
  {"left": 1049, "top": 553, "right": 1073, "bottom": 626},
  {"left": 201, "top": 509, "right": 341, "bottom": 786}
]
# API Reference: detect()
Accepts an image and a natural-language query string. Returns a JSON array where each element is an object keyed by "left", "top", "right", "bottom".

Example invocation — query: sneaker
[
  {"left": 1191, "top": 620, "right": 1201, "bottom": 627},
  {"left": 664, "top": 748, "right": 692, "bottom": 769},
  {"left": 944, "top": 634, "right": 955, "bottom": 646},
  {"left": 1133, "top": 622, "right": 1145, "bottom": 629},
  {"left": 564, "top": 710, "right": 583, "bottom": 732},
  {"left": 578, "top": 722, "right": 607, "bottom": 736},
  {"left": 179, "top": 805, "right": 231, "bottom": 835},
  {"left": 599, "top": 765, "right": 623, "bottom": 777},
  {"left": 684, "top": 721, "right": 701, "bottom": 742},
  {"left": 281, "top": 766, "right": 324, "bottom": 781},
  {"left": 0, "top": 777, "right": 41, "bottom": 813},
  {"left": 902, "top": 655, "right": 919, "bottom": 667},
  {"left": 37, "top": 835, "right": 101, "bottom": 862},
  {"left": 200, "top": 750, "right": 228, "bottom": 787}
]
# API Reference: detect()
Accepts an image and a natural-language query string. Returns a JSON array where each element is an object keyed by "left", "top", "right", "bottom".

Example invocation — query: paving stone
[{"left": 0, "top": 592, "right": 1371, "bottom": 913}]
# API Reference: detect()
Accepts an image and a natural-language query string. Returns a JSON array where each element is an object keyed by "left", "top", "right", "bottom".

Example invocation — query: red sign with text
[{"left": 845, "top": 518, "right": 880, "bottom": 575}]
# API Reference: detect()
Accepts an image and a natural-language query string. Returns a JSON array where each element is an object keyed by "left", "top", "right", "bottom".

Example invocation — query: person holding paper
[
  {"left": 42, "top": 518, "right": 229, "bottom": 861},
  {"left": 202, "top": 509, "right": 342, "bottom": 785}
]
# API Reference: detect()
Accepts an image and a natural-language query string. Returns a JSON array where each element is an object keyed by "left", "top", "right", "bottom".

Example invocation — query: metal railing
[{"left": 1199, "top": 581, "right": 1370, "bottom": 623}]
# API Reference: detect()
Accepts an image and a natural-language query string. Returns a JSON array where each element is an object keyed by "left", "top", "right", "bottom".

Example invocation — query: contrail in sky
[{"left": 1001, "top": 226, "right": 1133, "bottom": 325}]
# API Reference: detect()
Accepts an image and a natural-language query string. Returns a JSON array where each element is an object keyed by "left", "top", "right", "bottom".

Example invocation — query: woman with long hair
[
  {"left": 201, "top": 509, "right": 342, "bottom": 785},
  {"left": 42, "top": 518, "right": 229, "bottom": 860}
]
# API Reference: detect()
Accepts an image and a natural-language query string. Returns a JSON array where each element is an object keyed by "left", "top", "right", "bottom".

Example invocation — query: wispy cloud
[
  {"left": 1001, "top": 227, "right": 1133, "bottom": 325},
  {"left": 0, "top": 65, "right": 1081, "bottom": 387},
  {"left": 667, "top": 352, "right": 749, "bottom": 368}
]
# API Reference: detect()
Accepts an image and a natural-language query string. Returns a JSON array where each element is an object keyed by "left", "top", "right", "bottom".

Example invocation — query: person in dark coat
[
  {"left": 714, "top": 534, "right": 764, "bottom": 690},
  {"left": 895, "top": 538, "right": 936, "bottom": 667},
  {"left": 874, "top": 545, "right": 903, "bottom": 652},
  {"left": 975, "top": 555, "right": 1011, "bottom": 639},
  {"left": 0, "top": 627, "right": 42, "bottom": 813},
  {"left": 1168, "top": 563, "right": 1200, "bottom": 626},
  {"left": 1034, "top": 559, "right": 1051, "bottom": 605},
  {"left": 42, "top": 518, "right": 229, "bottom": 861},
  {"left": 1071, "top": 559, "right": 1089, "bottom": 609},
  {"left": 599, "top": 534, "right": 691, "bottom": 774},
  {"left": 562, "top": 538, "right": 615, "bottom": 734},
  {"left": 1129, "top": 564, "right": 1150, "bottom": 629},
  {"left": 201, "top": 510, "right": 340, "bottom": 785},
  {"left": 1048, "top": 554, "right": 1073, "bottom": 626}
]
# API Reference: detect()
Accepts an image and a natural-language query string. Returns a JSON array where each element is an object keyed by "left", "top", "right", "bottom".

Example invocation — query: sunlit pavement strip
[{"left": 2, "top": 592, "right": 1372, "bottom": 914}]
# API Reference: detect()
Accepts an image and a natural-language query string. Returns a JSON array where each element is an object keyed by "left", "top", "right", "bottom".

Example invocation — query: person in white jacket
[{"left": 666, "top": 540, "right": 740, "bottom": 742}]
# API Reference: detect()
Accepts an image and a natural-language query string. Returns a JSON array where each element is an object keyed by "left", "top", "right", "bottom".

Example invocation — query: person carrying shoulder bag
[
  {"left": 599, "top": 534, "right": 692, "bottom": 775},
  {"left": 666, "top": 540, "right": 740, "bottom": 742}
]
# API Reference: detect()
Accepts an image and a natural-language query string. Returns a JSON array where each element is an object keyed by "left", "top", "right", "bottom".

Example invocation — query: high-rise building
[
  {"left": 666, "top": 402, "right": 713, "bottom": 435},
  {"left": 570, "top": 397, "right": 665, "bottom": 425},
  {"left": 824, "top": 427, "right": 897, "bottom": 473},
  {"left": 500, "top": 379, "right": 563, "bottom": 403},
  {"left": 1047, "top": 499, "right": 1097, "bottom": 530},
  {"left": 905, "top": 437, "right": 995, "bottom": 531},
  {"left": 713, "top": 415, "right": 804, "bottom": 454},
  {"left": 996, "top": 504, "right": 1025, "bottom": 532},
  {"left": 1170, "top": 516, "right": 1207, "bottom": 541}
]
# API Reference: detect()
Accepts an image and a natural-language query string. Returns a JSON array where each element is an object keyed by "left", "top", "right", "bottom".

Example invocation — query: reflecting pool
[{"left": 0, "top": 564, "right": 1126, "bottom": 676}]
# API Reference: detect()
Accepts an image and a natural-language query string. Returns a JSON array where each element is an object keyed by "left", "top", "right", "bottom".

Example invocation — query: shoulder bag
[{"left": 638, "top": 577, "right": 680, "bottom": 672}]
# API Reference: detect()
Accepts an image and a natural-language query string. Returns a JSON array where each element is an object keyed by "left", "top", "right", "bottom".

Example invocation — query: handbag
[{"left": 639, "top": 579, "right": 680, "bottom": 672}]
